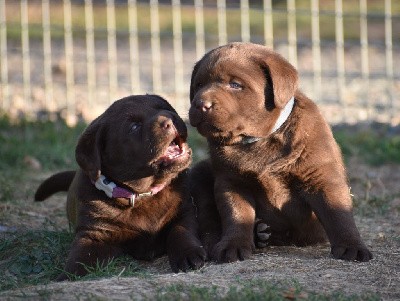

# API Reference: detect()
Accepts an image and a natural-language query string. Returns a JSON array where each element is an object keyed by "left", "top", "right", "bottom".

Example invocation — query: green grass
[
  {"left": 155, "top": 279, "right": 379, "bottom": 301},
  {"left": 0, "top": 228, "right": 72, "bottom": 291},
  {"left": 0, "top": 115, "right": 84, "bottom": 202},
  {"left": 66, "top": 256, "right": 147, "bottom": 282},
  {"left": 0, "top": 116, "right": 84, "bottom": 172},
  {"left": 0, "top": 228, "right": 146, "bottom": 291},
  {"left": 333, "top": 124, "right": 400, "bottom": 166}
]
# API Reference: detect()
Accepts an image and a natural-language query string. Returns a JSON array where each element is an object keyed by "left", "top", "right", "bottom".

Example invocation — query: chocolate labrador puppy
[
  {"left": 35, "top": 95, "right": 205, "bottom": 280},
  {"left": 189, "top": 42, "right": 372, "bottom": 263}
]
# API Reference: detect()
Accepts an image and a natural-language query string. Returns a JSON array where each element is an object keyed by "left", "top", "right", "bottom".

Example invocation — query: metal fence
[{"left": 0, "top": 0, "right": 399, "bottom": 125}]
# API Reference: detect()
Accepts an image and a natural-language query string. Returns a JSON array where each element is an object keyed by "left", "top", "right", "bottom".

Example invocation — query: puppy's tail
[{"left": 34, "top": 170, "right": 76, "bottom": 202}]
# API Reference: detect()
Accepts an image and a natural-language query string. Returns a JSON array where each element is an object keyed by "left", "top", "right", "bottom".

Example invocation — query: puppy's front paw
[
  {"left": 331, "top": 244, "right": 373, "bottom": 262},
  {"left": 168, "top": 245, "right": 206, "bottom": 273},
  {"left": 254, "top": 219, "right": 271, "bottom": 248},
  {"left": 211, "top": 239, "right": 254, "bottom": 263}
]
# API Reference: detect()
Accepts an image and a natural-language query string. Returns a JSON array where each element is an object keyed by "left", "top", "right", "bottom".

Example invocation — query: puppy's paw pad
[
  {"left": 254, "top": 220, "right": 271, "bottom": 248},
  {"left": 257, "top": 222, "right": 269, "bottom": 233}
]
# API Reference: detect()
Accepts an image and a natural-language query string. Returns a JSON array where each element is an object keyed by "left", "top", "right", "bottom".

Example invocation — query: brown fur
[
  {"left": 189, "top": 42, "right": 372, "bottom": 263},
  {"left": 35, "top": 95, "right": 205, "bottom": 280}
]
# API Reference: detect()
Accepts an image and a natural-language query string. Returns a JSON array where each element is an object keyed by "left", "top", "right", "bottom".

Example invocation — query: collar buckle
[
  {"left": 129, "top": 195, "right": 135, "bottom": 207},
  {"left": 94, "top": 174, "right": 157, "bottom": 208},
  {"left": 137, "top": 191, "right": 153, "bottom": 198}
]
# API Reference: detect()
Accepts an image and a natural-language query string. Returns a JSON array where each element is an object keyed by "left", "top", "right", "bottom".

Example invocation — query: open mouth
[{"left": 156, "top": 134, "right": 188, "bottom": 168}]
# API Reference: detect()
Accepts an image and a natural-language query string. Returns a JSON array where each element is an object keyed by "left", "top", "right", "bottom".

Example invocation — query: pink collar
[{"left": 94, "top": 174, "right": 164, "bottom": 207}]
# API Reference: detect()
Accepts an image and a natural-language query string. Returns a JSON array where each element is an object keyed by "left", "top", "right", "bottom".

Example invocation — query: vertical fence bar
[
  {"left": 263, "top": 0, "right": 273, "bottom": 49},
  {"left": 240, "top": 0, "right": 250, "bottom": 43},
  {"left": 150, "top": 0, "right": 162, "bottom": 94},
  {"left": 172, "top": 0, "right": 184, "bottom": 112},
  {"left": 217, "top": 0, "right": 227, "bottom": 45},
  {"left": 311, "top": 0, "right": 321, "bottom": 101},
  {"left": 64, "top": 0, "right": 76, "bottom": 124},
  {"left": 195, "top": 0, "right": 205, "bottom": 60},
  {"left": 360, "top": 0, "right": 370, "bottom": 119},
  {"left": 107, "top": 0, "right": 118, "bottom": 102},
  {"left": 21, "top": 0, "right": 31, "bottom": 108},
  {"left": 128, "top": 0, "right": 141, "bottom": 94},
  {"left": 287, "top": 0, "right": 297, "bottom": 68},
  {"left": 85, "top": 0, "right": 96, "bottom": 109},
  {"left": 385, "top": 0, "right": 394, "bottom": 123},
  {"left": 0, "top": 0, "right": 9, "bottom": 110},
  {"left": 335, "top": 0, "right": 346, "bottom": 121},
  {"left": 42, "top": 0, "right": 54, "bottom": 112}
]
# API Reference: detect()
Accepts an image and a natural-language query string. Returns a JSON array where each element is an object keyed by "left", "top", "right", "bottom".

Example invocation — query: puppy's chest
[
  {"left": 109, "top": 188, "right": 182, "bottom": 232},
  {"left": 215, "top": 149, "right": 294, "bottom": 209},
  {"left": 255, "top": 172, "right": 293, "bottom": 209},
  {"left": 214, "top": 145, "right": 287, "bottom": 175}
]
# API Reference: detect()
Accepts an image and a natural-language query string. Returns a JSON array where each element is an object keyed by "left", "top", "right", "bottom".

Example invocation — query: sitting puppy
[
  {"left": 35, "top": 95, "right": 205, "bottom": 280},
  {"left": 188, "top": 42, "right": 372, "bottom": 263}
]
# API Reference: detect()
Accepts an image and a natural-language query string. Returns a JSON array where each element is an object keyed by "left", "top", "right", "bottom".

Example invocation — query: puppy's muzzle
[
  {"left": 189, "top": 97, "right": 214, "bottom": 127},
  {"left": 194, "top": 99, "right": 213, "bottom": 112}
]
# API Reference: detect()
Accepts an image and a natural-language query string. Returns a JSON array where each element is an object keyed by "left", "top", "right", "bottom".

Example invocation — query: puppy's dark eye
[
  {"left": 229, "top": 82, "right": 243, "bottom": 90},
  {"left": 196, "top": 82, "right": 203, "bottom": 89},
  {"left": 129, "top": 122, "right": 142, "bottom": 133}
]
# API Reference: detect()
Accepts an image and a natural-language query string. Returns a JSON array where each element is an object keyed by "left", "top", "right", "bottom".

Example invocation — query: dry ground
[{"left": 0, "top": 160, "right": 399, "bottom": 300}]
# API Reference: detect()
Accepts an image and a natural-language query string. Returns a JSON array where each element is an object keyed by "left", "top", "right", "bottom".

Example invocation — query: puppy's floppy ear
[
  {"left": 75, "top": 116, "right": 104, "bottom": 182},
  {"left": 189, "top": 60, "right": 201, "bottom": 102},
  {"left": 150, "top": 94, "right": 178, "bottom": 114},
  {"left": 259, "top": 50, "right": 298, "bottom": 109}
]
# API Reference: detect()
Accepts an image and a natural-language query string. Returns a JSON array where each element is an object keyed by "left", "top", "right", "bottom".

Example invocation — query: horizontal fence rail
[{"left": 0, "top": 0, "right": 399, "bottom": 125}]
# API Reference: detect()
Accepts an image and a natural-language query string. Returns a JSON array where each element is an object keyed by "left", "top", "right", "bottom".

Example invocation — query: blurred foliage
[
  {"left": 0, "top": 115, "right": 84, "bottom": 172},
  {"left": 333, "top": 123, "right": 400, "bottom": 166},
  {"left": 3, "top": 1, "right": 400, "bottom": 41},
  {"left": 0, "top": 115, "right": 84, "bottom": 202}
]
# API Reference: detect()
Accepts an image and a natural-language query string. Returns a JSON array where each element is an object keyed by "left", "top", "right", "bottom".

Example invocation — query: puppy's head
[
  {"left": 75, "top": 95, "right": 191, "bottom": 192},
  {"left": 189, "top": 42, "right": 298, "bottom": 144}
]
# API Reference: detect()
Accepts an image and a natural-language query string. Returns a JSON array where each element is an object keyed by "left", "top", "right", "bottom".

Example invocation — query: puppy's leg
[
  {"left": 212, "top": 176, "right": 256, "bottom": 263},
  {"left": 167, "top": 192, "right": 206, "bottom": 271},
  {"left": 57, "top": 234, "right": 122, "bottom": 281},
  {"left": 189, "top": 160, "right": 221, "bottom": 258},
  {"left": 167, "top": 221, "right": 206, "bottom": 273},
  {"left": 305, "top": 171, "right": 372, "bottom": 262},
  {"left": 167, "top": 161, "right": 222, "bottom": 273}
]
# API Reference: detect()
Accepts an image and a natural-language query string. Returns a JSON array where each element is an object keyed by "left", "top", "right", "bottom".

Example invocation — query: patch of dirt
[{"left": 0, "top": 162, "right": 399, "bottom": 300}]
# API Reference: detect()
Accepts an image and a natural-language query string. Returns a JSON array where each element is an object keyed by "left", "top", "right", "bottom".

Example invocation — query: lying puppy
[
  {"left": 35, "top": 95, "right": 205, "bottom": 280},
  {"left": 189, "top": 42, "right": 372, "bottom": 263}
]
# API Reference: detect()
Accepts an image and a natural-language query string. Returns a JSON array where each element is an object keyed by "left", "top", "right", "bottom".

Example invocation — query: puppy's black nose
[{"left": 195, "top": 99, "right": 213, "bottom": 112}]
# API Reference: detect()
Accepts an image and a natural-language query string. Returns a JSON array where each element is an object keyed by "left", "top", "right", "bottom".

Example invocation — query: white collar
[
  {"left": 241, "top": 96, "right": 295, "bottom": 145},
  {"left": 270, "top": 96, "right": 295, "bottom": 134}
]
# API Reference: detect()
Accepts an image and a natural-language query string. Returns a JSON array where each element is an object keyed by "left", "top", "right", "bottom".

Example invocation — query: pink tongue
[
  {"left": 157, "top": 143, "right": 184, "bottom": 167},
  {"left": 165, "top": 144, "right": 182, "bottom": 158}
]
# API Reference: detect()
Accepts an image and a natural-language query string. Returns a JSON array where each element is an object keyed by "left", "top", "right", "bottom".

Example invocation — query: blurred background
[
  {"left": 1, "top": 1, "right": 400, "bottom": 293},
  {"left": 0, "top": 0, "right": 399, "bottom": 125}
]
